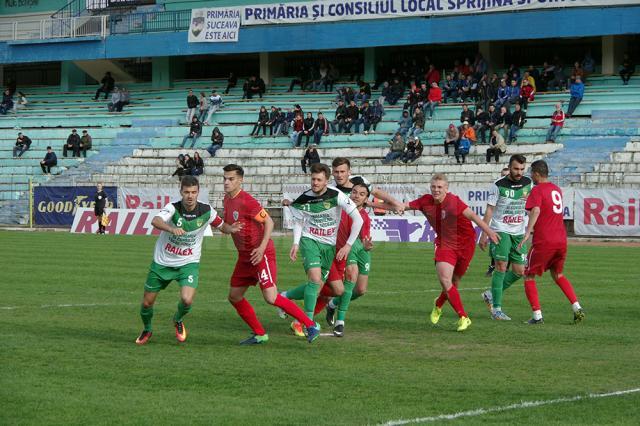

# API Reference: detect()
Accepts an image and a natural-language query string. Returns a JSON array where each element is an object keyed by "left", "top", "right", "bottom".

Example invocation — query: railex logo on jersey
[
  {"left": 310, "top": 227, "right": 335, "bottom": 237},
  {"left": 502, "top": 215, "right": 524, "bottom": 224},
  {"left": 164, "top": 243, "right": 193, "bottom": 256}
]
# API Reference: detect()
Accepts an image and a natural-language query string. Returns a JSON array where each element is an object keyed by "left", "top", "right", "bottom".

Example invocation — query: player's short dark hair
[
  {"left": 223, "top": 163, "right": 244, "bottom": 177},
  {"left": 180, "top": 175, "right": 200, "bottom": 189},
  {"left": 332, "top": 157, "right": 351, "bottom": 169},
  {"left": 310, "top": 163, "right": 331, "bottom": 179},
  {"left": 509, "top": 154, "right": 526, "bottom": 166},
  {"left": 352, "top": 181, "right": 370, "bottom": 197},
  {"left": 530, "top": 160, "right": 549, "bottom": 177}
]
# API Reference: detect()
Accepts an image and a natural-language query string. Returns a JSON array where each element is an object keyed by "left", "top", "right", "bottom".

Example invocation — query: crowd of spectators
[{"left": 172, "top": 152, "right": 204, "bottom": 177}]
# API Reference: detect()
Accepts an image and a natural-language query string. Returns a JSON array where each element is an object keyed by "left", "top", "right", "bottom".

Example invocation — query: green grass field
[{"left": 1, "top": 230, "right": 640, "bottom": 425}]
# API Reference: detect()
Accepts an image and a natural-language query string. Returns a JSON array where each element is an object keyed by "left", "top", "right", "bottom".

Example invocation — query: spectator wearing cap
[
  {"left": 455, "top": 121, "right": 476, "bottom": 164},
  {"left": 79, "top": 130, "right": 92, "bottom": 157},
  {"left": 301, "top": 144, "right": 320, "bottom": 173},
  {"left": 13, "top": 132, "right": 32, "bottom": 158},
  {"left": 546, "top": 103, "right": 565, "bottom": 143},
  {"left": 402, "top": 136, "right": 424, "bottom": 163},
  {"left": 63, "top": 129, "right": 81, "bottom": 157},
  {"left": 444, "top": 124, "right": 459, "bottom": 155},
  {"left": 40, "top": 146, "right": 57, "bottom": 174},
  {"left": 566, "top": 76, "right": 584, "bottom": 118}
]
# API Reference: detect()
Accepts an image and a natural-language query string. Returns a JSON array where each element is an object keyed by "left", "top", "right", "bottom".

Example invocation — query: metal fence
[
  {"left": 109, "top": 10, "right": 191, "bottom": 35},
  {"left": 0, "top": 16, "right": 108, "bottom": 41}
]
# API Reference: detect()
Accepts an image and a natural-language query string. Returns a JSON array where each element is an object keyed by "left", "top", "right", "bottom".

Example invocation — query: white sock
[
  {"left": 280, "top": 291, "right": 287, "bottom": 298},
  {"left": 571, "top": 302, "right": 582, "bottom": 313},
  {"left": 532, "top": 310, "right": 543, "bottom": 320},
  {"left": 328, "top": 299, "right": 336, "bottom": 309},
  {"left": 335, "top": 320, "right": 344, "bottom": 326},
  {"left": 491, "top": 307, "right": 501, "bottom": 314}
]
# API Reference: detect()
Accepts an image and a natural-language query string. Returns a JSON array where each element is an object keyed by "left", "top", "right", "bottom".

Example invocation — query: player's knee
[
  {"left": 181, "top": 297, "right": 193, "bottom": 307},
  {"left": 550, "top": 271, "right": 563, "bottom": 282},
  {"left": 142, "top": 300, "right": 154, "bottom": 309},
  {"left": 495, "top": 261, "right": 508, "bottom": 272},
  {"left": 262, "top": 292, "right": 277, "bottom": 305},
  {"left": 228, "top": 294, "right": 242, "bottom": 304}
]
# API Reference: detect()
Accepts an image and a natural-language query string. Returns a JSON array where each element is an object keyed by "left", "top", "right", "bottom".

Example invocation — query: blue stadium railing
[{"left": 109, "top": 10, "right": 191, "bottom": 35}]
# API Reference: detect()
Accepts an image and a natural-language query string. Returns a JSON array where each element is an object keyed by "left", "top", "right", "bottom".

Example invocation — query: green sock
[
  {"left": 140, "top": 305, "right": 154, "bottom": 332},
  {"left": 303, "top": 281, "right": 321, "bottom": 318},
  {"left": 491, "top": 270, "right": 506, "bottom": 309},
  {"left": 351, "top": 291, "right": 363, "bottom": 301},
  {"left": 285, "top": 283, "right": 307, "bottom": 300},
  {"left": 173, "top": 301, "right": 192, "bottom": 323},
  {"left": 503, "top": 271, "right": 522, "bottom": 291},
  {"left": 337, "top": 281, "right": 356, "bottom": 321},
  {"left": 330, "top": 296, "right": 340, "bottom": 308}
]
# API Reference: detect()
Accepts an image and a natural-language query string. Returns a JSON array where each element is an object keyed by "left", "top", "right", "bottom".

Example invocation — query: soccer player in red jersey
[
  {"left": 404, "top": 173, "right": 499, "bottom": 332},
  {"left": 222, "top": 164, "right": 319, "bottom": 344},
  {"left": 518, "top": 160, "right": 585, "bottom": 324}
]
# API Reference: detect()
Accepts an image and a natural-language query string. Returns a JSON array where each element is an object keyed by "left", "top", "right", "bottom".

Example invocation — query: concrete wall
[{"left": 0, "top": 0, "right": 67, "bottom": 15}]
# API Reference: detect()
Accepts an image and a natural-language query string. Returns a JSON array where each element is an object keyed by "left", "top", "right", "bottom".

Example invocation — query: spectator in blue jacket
[
  {"left": 364, "top": 99, "right": 384, "bottom": 134},
  {"left": 397, "top": 110, "right": 412, "bottom": 137},
  {"left": 0, "top": 89, "right": 14, "bottom": 114},
  {"left": 566, "top": 76, "right": 585, "bottom": 118},
  {"left": 442, "top": 74, "right": 459, "bottom": 103},
  {"left": 506, "top": 79, "right": 521, "bottom": 109},
  {"left": 40, "top": 146, "right": 57, "bottom": 174}
]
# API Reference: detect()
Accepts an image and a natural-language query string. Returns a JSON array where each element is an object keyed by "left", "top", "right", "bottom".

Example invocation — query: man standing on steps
[
  {"left": 185, "top": 89, "right": 199, "bottom": 124},
  {"left": 479, "top": 155, "right": 532, "bottom": 320}
]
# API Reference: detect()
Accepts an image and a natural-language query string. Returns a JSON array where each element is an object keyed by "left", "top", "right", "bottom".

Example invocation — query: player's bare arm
[
  {"left": 519, "top": 206, "right": 541, "bottom": 249},
  {"left": 371, "top": 187, "right": 405, "bottom": 213},
  {"left": 151, "top": 216, "right": 185, "bottom": 236},
  {"left": 463, "top": 208, "right": 500, "bottom": 244},
  {"left": 362, "top": 236, "right": 374, "bottom": 251},
  {"left": 479, "top": 204, "right": 495, "bottom": 251},
  {"left": 250, "top": 213, "right": 274, "bottom": 265},
  {"left": 218, "top": 221, "right": 243, "bottom": 234}
]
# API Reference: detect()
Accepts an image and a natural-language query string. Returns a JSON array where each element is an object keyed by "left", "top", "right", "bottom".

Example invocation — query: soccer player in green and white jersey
[
  {"left": 281, "top": 163, "right": 363, "bottom": 336},
  {"left": 479, "top": 155, "right": 533, "bottom": 320},
  {"left": 135, "top": 176, "right": 242, "bottom": 345}
]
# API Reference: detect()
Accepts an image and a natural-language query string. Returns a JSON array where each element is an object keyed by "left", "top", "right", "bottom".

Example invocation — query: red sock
[
  {"left": 274, "top": 294, "right": 314, "bottom": 328},
  {"left": 435, "top": 291, "right": 447, "bottom": 308},
  {"left": 554, "top": 275, "right": 578, "bottom": 304},
  {"left": 446, "top": 286, "right": 467, "bottom": 317},
  {"left": 314, "top": 298, "right": 329, "bottom": 316},
  {"left": 232, "top": 298, "right": 266, "bottom": 336},
  {"left": 524, "top": 279, "right": 541, "bottom": 311}
]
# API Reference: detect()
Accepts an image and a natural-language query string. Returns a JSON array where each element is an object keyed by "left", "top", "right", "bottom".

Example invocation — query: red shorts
[
  {"left": 434, "top": 244, "right": 475, "bottom": 278},
  {"left": 230, "top": 248, "right": 277, "bottom": 289},
  {"left": 525, "top": 245, "right": 566, "bottom": 277},
  {"left": 326, "top": 257, "right": 347, "bottom": 283}
]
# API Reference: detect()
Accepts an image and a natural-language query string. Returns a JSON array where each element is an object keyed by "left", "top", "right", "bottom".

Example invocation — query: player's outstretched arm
[
  {"left": 463, "top": 207, "right": 500, "bottom": 244},
  {"left": 219, "top": 221, "right": 243, "bottom": 234},
  {"left": 336, "top": 207, "right": 364, "bottom": 261},
  {"left": 371, "top": 187, "right": 405, "bottom": 213},
  {"left": 151, "top": 216, "right": 184, "bottom": 236},
  {"left": 519, "top": 206, "right": 540, "bottom": 250},
  {"left": 479, "top": 204, "right": 495, "bottom": 251}
]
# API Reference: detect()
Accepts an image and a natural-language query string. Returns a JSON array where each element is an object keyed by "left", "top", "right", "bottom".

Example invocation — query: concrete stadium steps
[{"left": 579, "top": 140, "right": 640, "bottom": 186}]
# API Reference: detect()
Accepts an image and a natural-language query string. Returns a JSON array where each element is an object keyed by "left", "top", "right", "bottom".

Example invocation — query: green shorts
[
  {"left": 144, "top": 261, "right": 200, "bottom": 293},
  {"left": 300, "top": 237, "right": 335, "bottom": 280},
  {"left": 347, "top": 240, "right": 371, "bottom": 276},
  {"left": 490, "top": 232, "right": 527, "bottom": 265}
]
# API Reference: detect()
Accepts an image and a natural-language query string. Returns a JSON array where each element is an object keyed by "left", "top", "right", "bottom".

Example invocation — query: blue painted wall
[{"left": 1, "top": 6, "right": 639, "bottom": 64}]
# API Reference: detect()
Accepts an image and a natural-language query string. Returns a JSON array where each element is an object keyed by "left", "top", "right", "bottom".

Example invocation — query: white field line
[
  {"left": 378, "top": 388, "right": 640, "bottom": 426},
  {"left": 369, "top": 287, "right": 486, "bottom": 295}
]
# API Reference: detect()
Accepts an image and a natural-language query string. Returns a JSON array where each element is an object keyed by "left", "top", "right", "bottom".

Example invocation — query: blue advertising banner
[{"left": 34, "top": 186, "right": 118, "bottom": 226}]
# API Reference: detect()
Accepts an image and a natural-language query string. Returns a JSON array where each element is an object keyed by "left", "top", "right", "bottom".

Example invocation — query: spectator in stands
[
  {"left": 397, "top": 110, "right": 412, "bottom": 138},
  {"left": 486, "top": 129, "right": 507, "bottom": 163},
  {"left": 63, "top": 129, "right": 81, "bottom": 158},
  {"left": 582, "top": 52, "right": 596, "bottom": 76},
  {"left": 40, "top": 146, "right": 57, "bottom": 174},
  {"left": 474, "top": 106, "right": 490, "bottom": 144},
  {"left": 0, "top": 89, "right": 14, "bottom": 114},
  {"left": 443, "top": 74, "right": 459, "bottom": 103},
  {"left": 478, "top": 78, "right": 495, "bottom": 112},
  {"left": 252, "top": 76, "right": 266, "bottom": 99},
  {"left": 521, "top": 71, "right": 536, "bottom": 91},
  {"left": 567, "top": 76, "right": 585, "bottom": 118},
  {"left": 190, "top": 152, "right": 204, "bottom": 176},
  {"left": 620, "top": 54, "right": 635, "bottom": 85},
  {"left": 385, "top": 78, "right": 404, "bottom": 106},
  {"left": 345, "top": 100, "right": 361, "bottom": 133},
  {"left": 13, "top": 132, "right": 32, "bottom": 158},
  {"left": 312, "top": 62, "right": 329, "bottom": 91},
  {"left": 364, "top": 99, "right": 384, "bottom": 134},
  {"left": 242, "top": 78, "right": 250, "bottom": 99},
  {"left": 266, "top": 106, "right": 279, "bottom": 136},
  {"left": 495, "top": 106, "right": 512, "bottom": 141},
  {"left": 402, "top": 136, "right": 423, "bottom": 163},
  {"left": 297, "top": 112, "right": 315, "bottom": 147},
  {"left": 495, "top": 79, "right": 509, "bottom": 109},
  {"left": 313, "top": 112, "right": 329, "bottom": 145},
  {"left": 546, "top": 103, "right": 565, "bottom": 143},
  {"left": 272, "top": 108, "right": 286, "bottom": 135},
  {"left": 204, "top": 90, "right": 223, "bottom": 125},
  {"left": 172, "top": 154, "right": 186, "bottom": 177},
  {"left": 116, "top": 87, "right": 130, "bottom": 112},
  {"left": 473, "top": 53, "right": 488, "bottom": 79},
  {"left": 519, "top": 79, "right": 534, "bottom": 112},
  {"left": 382, "top": 133, "right": 406, "bottom": 164},
  {"left": 487, "top": 104, "right": 499, "bottom": 131},
  {"left": 331, "top": 100, "right": 347, "bottom": 134},
  {"left": 425, "top": 64, "right": 440, "bottom": 87},
  {"left": 281, "top": 108, "right": 296, "bottom": 135},
  {"left": 197, "top": 91, "right": 208, "bottom": 122},
  {"left": 456, "top": 121, "right": 476, "bottom": 164},
  {"left": 460, "top": 104, "right": 474, "bottom": 126},
  {"left": 207, "top": 127, "right": 224, "bottom": 157},
  {"left": 107, "top": 87, "right": 121, "bottom": 112},
  {"left": 326, "top": 64, "right": 339, "bottom": 92},
  {"left": 224, "top": 72, "right": 237, "bottom": 94},
  {"left": 93, "top": 72, "right": 114, "bottom": 100},
  {"left": 79, "top": 130, "right": 92, "bottom": 158},
  {"left": 251, "top": 106, "right": 269, "bottom": 136},
  {"left": 444, "top": 123, "right": 459, "bottom": 155},
  {"left": 509, "top": 103, "right": 526, "bottom": 143},
  {"left": 14, "top": 91, "right": 28, "bottom": 111},
  {"left": 548, "top": 64, "right": 567, "bottom": 91},
  {"left": 181, "top": 116, "right": 202, "bottom": 148},
  {"left": 355, "top": 80, "right": 372, "bottom": 105},
  {"left": 570, "top": 62, "right": 585, "bottom": 84},
  {"left": 506, "top": 79, "right": 520, "bottom": 109},
  {"left": 408, "top": 107, "right": 425, "bottom": 138},
  {"left": 426, "top": 82, "right": 442, "bottom": 120},
  {"left": 183, "top": 154, "right": 194, "bottom": 175},
  {"left": 290, "top": 113, "right": 304, "bottom": 146},
  {"left": 301, "top": 144, "right": 320, "bottom": 173},
  {"left": 185, "top": 89, "right": 198, "bottom": 123}
]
